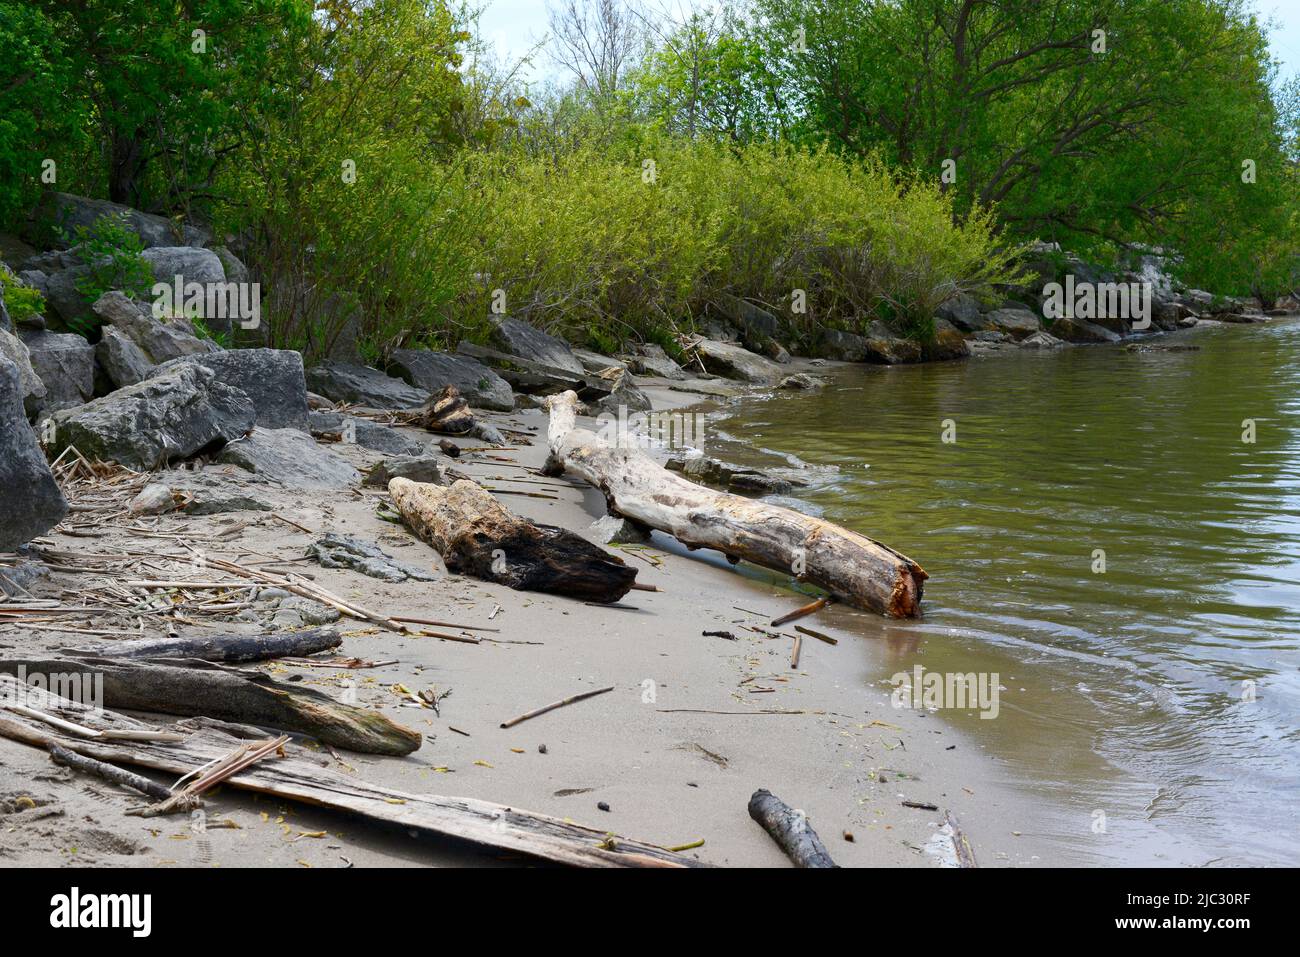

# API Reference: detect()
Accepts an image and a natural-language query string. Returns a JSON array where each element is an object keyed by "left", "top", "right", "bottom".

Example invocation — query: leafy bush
[
  {"left": 71, "top": 213, "right": 154, "bottom": 307},
  {"left": 0, "top": 269, "right": 46, "bottom": 323},
  {"left": 455, "top": 139, "right": 1018, "bottom": 347}
]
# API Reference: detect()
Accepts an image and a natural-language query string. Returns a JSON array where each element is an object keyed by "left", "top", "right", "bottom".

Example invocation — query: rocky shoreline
[{"left": 1, "top": 192, "right": 1283, "bottom": 868}]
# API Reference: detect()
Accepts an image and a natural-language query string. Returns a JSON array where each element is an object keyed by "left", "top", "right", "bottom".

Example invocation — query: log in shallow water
[{"left": 543, "top": 391, "right": 926, "bottom": 618}]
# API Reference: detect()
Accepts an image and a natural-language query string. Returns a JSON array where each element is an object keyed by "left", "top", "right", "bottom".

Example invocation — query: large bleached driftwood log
[
  {"left": 389, "top": 478, "right": 637, "bottom": 603},
  {"left": 0, "top": 657, "right": 422, "bottom": 756},
  {"left": 544, "top": 390, "right": 926, "bottom": 617},
  {"left": 0, "top": 675, "right": 703, "bottom": 868}
]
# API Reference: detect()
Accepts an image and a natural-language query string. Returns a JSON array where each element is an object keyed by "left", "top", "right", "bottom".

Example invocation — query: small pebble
[
  {"left": 843, "top": 831, "right": 855, "bottom": 842},
  {"left": 597, "top": 801, "right": 610, "bottom": 812},
  {"left": 538, "top": 744, "right": 548, "bottom": 754}
]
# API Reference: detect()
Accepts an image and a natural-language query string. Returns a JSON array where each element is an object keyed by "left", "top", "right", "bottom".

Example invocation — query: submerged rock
[
  {"left": 0, "top": 356, "right": 68, "bottom": 550},
  {"left": 666, "top": 453, "right": 805, "bottom": 496}
]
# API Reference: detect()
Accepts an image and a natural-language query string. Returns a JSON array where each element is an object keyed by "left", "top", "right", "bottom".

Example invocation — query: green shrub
[
  {"left": 453, "top": 139, "right": 1018, "bottom": 347},
  {"left": 0, "top": 269, "right": 46, "bottom": 323},
  {"left": 70, "top": 213, "right": 154, "bottom": 322}
]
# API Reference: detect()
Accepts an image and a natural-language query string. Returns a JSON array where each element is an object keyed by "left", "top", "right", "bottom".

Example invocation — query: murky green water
[{"left": 709, "top": 320, "right": 1300, "bottom": 865}]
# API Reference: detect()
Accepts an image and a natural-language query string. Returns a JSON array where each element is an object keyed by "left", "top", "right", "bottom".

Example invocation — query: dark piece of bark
[
  {"left": 76, "top": 628, "right": 341, "bottom": 663},
  {"left": 547, "top": 391, "right": 926, "bottom": 618},
  {"left": 389, "top": 478, "right": 636, "bottom": 603},
  {"left": 747, "top": 788, "right": 838, "bottom": 868},
  {"left": 0, "top": 658, "right": 422, "bottom": 756},
  {"left": 0, "top": 675, "right": 704, "bottom": 868},
  {"left": 48, "top": 744, "right": 172, "bottom": 800},
  {"left": 438, "top": 439, "right": 461, "bottom": 457}
]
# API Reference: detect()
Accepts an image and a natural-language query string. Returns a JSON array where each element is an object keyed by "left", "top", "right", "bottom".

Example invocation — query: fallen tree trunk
[
  {"left": 0, "top": 657, "right": 422, "bottom": 756},
  {"left": 0, "top": 675, "right": 703, "bottom": 868},
  {"left": 545, "top": 391, "right": 926, "bottom": 618},
  {"left": 389, "top": 478, "right": 637, "bottom": 603},
  {"left": 748, "top": 788, "right": 838, "bottom": 868},
  {"left": 75, "top": 628, "right": 341, "bottom": 663}
]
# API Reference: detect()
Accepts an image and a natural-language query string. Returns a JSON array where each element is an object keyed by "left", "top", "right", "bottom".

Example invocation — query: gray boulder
[
  {"left": 456, "top": 342, "right": 614, "bottom": 401},
  {"left": 666, "top": 453, "right": 804, "bottom": 497},
  {"left": 815, "top": 328, "right": 872, "bottom": 362},
  {"left": 589, "top": 514, "right": 650, "bottom": 545},
  {"left": 0, "top": 329, "right": 47, "bottom": 415},
  {"left": 489, "top": 317, "right": 583, "bottom": 375},
  {"left": 141, "top": 246, "right": 229, "bottom": 335},
  {"left": 921, "top": 318, "right": 971, "bottom": 361},
  {"left": 984, "top": 306, "right": 1041, "bottom": 340},
  {"left": 309, "top": 411, "right": 425, "bottom": 456},
  {"left": 626, "top": 343, "right": 686, "bottom": 380},
  {"left": 95, "top": 328, "right": 156, "bottom": 389},
  {"left": 573, "top": 349, "right": 627, "bottom": 375},
  {"left": 217, "top": 427, "right": 360, "bottom": 489},
  {"left": 305, "top": 361, "right": 430, "bottom": 410},
  {"left": 363, "top": 454, "right": 445, "bottom": 488},
  {"left": 28, "top": 192, "right": 210, "bottom": 249},
  {"left": 859, "top": 321, "right": 922, "bottom": 365},
  {"left": 93, "top": 291, "right": 218, "bottom": 388},
  {"left": 712, "top": 293, "right": 789, "bottom": 361},
  {"left": 692, "top": 338, "right": 783, "bottom": 383},
  {"left": 0, "top": 356, "right": 68, "bottom": 550},
  {"left": 51, "top": 362, "right": 255, "bottom": 468},
  {"left": 387, "top": 349, "right": 514, "bottom": 412},
  {"left": 935, "top": 293, "right": 985, "bottom": 333},
  {"left": 157, "top": 349, "right": 309, "bottom": 432},
  {"left": 592, "top": 371, "right": 654, "bottom": 415},
  {"left": 778, "top": 372, "right": 823, "bottom": 390},
  {"left": 1048, "top": 316, "right": 1122, "bottom": 344},
  {"left": 19, "top": 330, "right": 95, "bottom": 410}
]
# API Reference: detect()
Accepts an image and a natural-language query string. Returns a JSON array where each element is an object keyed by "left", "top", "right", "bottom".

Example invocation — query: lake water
[{"left": 707, "top": 319, "right": 1300, "bottom": 866}]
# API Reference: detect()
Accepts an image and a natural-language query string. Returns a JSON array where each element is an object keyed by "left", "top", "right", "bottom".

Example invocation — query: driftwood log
[
  {"left": 545, "top": 390, "right": 926, "bottom": 618},
  {"left": 389, "top": 478, "right": 637, "bottom": 603},
  {"left": 75, "top": 628, "right": 341, "bottom": 663},
  {"left": 747, "top": 788, "right": 838, "bottom": 868},
  {"left": 0, "top": 657, "right": 422, "bottom": 756},
  {"left": 403, "top": 385, "right": 476, "bottom": 435},
  {"left": 0, "top": 675, "right": 703, "bottom": 868}
]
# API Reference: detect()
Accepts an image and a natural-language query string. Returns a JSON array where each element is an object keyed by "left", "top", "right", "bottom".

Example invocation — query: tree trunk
[
  {"left": 388, "top": 478, "right": 637, "bottom": 603},
  {"left": 0, "top": 658, "right": 422, "bottom": 756},
  {"left": 544, "top": 391, "right": 926, "bottom": 618}
]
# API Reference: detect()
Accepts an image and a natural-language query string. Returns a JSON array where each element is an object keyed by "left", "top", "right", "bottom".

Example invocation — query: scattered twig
[{"left": 500, "top": 685, "right": 615, "bottom": 729}]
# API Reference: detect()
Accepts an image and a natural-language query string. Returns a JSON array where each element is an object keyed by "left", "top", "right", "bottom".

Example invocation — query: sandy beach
[{"left": 0, "top": 367, "right": 1058, "bottom": 869}]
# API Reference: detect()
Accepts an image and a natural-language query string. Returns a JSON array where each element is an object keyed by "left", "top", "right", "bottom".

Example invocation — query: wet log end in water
[
  {"left": 545, "top": 391, "right": 925, "bottom": 618},
  {"left": 389, "top": 478, "right": 636, "bottom": 603}
]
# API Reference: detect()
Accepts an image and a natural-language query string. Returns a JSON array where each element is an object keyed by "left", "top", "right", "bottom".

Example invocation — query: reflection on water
[{"left": 709, "top": 320, "right": 1300, "bottom": 865}]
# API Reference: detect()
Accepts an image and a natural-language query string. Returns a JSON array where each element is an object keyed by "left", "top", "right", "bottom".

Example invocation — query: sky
[{"left": 477, "top": 0, "right": 1300, "bottom": 85}]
